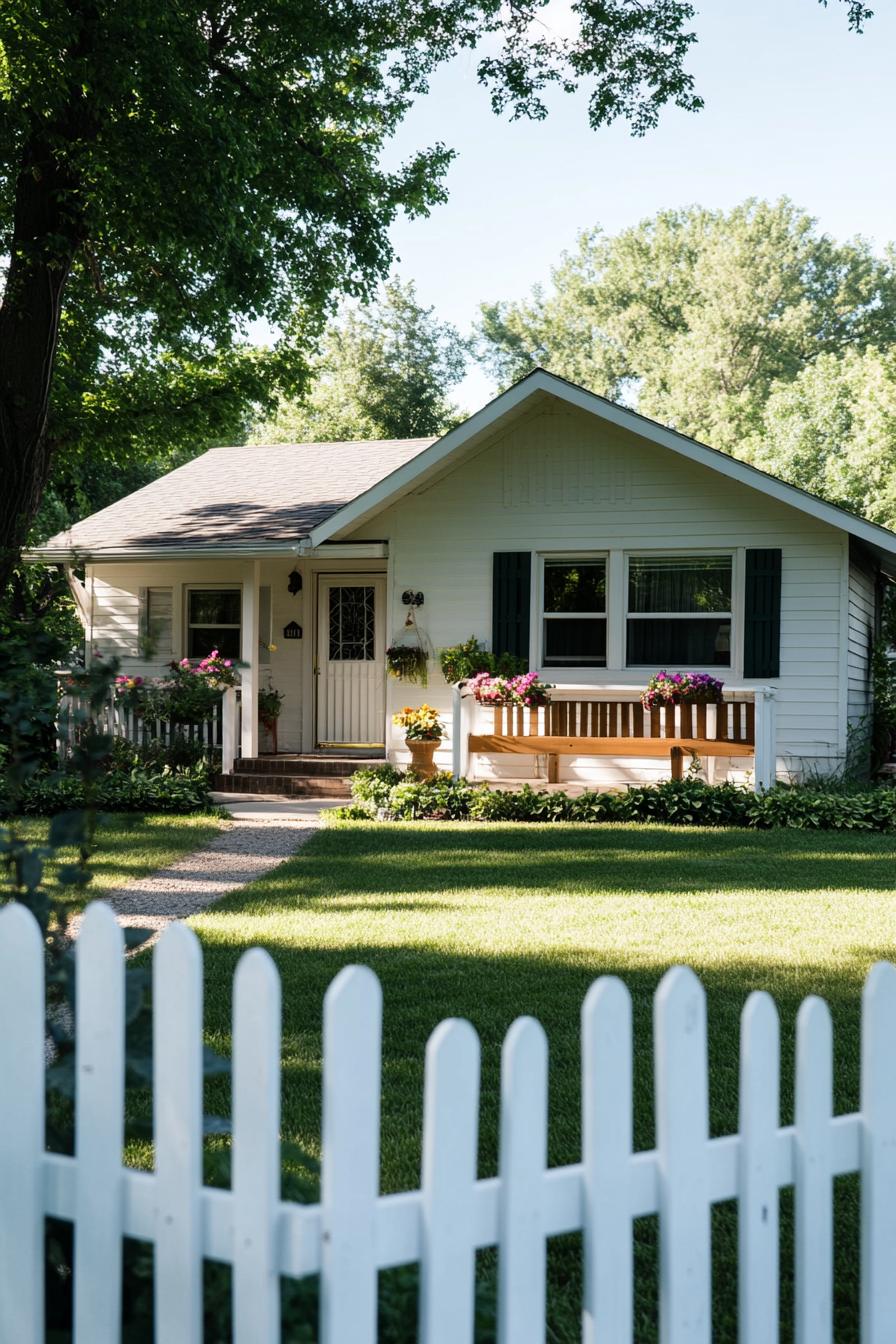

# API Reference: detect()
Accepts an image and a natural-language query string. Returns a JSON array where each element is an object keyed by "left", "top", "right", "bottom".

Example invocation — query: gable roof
[
  {"left": 31, "top": 438, "right": 436, "bottom": 559},
  {"left": 306, "top": 368, "right": 896, "bottom": 570},
  {"left": 28, "top": 369, "right": 896, "bottom": 569}
]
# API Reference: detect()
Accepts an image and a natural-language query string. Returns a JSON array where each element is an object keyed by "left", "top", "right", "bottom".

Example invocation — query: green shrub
[
  {"left": 347, "top": 763, "right": 405, "bottom": 810},
  {"left": 4, "top": 763, "right": 214, "bottom": 816},
  {"left": 334, "top": 767, "right": 896, "bottom": 832},
  {"left": 437, "top": 636, "right": 527, "bottom": 684},
  {"left": 106, "top": 734, "right": 220, "bottom": 773}
]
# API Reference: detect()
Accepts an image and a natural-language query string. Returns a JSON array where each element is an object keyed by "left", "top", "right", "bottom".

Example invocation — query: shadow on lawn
[
  {"left": 188, "top": 934, "right": 887, "bottom": 1344},
  {"left": 212, "top": 822, "right": 896, "bottom": 905},
  {"left": 174, "top": 823, "right": 896, "bottom": 1344}
]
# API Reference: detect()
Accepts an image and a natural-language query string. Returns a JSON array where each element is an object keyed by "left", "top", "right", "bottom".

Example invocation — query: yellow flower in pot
[{"left": 392, "top": 703, "right": 443, "bottom": 779}]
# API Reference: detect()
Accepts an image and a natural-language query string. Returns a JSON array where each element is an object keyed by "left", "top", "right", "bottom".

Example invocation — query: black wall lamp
[
  {"left": 402, "top": 589, "right": 424, "bottom": 608},
  {"left": 288, "top": 568, "right": 303, "bottom": 595}
]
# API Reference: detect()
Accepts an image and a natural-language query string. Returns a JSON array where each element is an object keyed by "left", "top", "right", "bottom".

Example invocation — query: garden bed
[{"left": 332, "top": 765, "right": 896, "bottom": 831}]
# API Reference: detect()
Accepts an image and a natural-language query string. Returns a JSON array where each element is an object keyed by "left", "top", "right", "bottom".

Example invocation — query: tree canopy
[
  {"left": 478, "top": 198, "right": 896, "bottom": 455},
  {"left": 745, "top": 346, "right": 896, "bottom": 529},
  {"left": 0, "top": 0, "right": 726, "bottom": 585},
  {"left": 251, "top": 279, "right": 466, "bottom": 443}
]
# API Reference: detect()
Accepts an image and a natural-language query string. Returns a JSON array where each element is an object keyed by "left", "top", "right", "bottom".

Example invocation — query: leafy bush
[
  {"left": 4, "top": 763, "right": 215, "bottom": 817},
  {"left": 106, "top": 734, "right": 220, "bottom": 773},
  {"left": 437, "top": 636, "right": 527, "bottom": 683},
  {"left": 332, "top": 767, "right": 896, "bottom": 832}
]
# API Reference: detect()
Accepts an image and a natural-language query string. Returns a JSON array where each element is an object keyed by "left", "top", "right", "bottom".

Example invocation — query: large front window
[
  {"left": 542, "top": 558, "right": 607, "bottom": 667},
  {"left": 187, "top": 588, "right": 241, "bottom": 659},
  {"left": 626, "top": 555, "right": 732, "bottom": 666}
]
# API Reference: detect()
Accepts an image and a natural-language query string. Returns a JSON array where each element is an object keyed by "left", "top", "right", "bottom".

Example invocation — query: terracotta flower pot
[{"left": 407, "top": 737, "right": 438, "bottom": 779}]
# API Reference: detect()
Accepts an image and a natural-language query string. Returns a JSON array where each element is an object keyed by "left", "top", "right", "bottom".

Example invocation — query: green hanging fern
[{"left": 386, "top": 643, "right": 428, "bottom": 686}]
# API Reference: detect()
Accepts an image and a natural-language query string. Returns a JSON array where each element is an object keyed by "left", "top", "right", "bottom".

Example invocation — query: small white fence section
[
  {"left": 2, "top": 901, "right": 896, "bottom": 1343},
  {"left": 56, "top": 683, "right": 224, "bottom": 762}
]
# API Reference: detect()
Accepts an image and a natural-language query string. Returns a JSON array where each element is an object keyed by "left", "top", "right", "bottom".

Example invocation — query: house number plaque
[{"left": 283, "top": 621, "right": 302, "bottom": 640}]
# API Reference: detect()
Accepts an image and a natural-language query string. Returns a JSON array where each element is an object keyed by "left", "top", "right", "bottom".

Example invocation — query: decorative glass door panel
[{"left": 317, "top": 576, "right": 386, "bottom": 746}]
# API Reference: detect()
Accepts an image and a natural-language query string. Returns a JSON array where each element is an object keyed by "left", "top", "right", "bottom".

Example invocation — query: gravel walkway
[{"left": 68, "top": 809, "right": 324, "bottom": 947}]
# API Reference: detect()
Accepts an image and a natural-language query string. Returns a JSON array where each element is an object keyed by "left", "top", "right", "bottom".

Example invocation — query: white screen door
[{"left": 316, "top": 576, "right": 386, "bottom": 747}]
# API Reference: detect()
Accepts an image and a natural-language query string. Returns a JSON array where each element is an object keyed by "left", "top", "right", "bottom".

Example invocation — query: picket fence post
[
  {"left": 0, "top": 903, "right": 45, "bottom": 1344},
  {"left": 321, "top": 965, "right": 383, "bottom": 1344},
  {"left": 860, "top": 961, "right": 896, "bottom": 1344},
  {"left": 6, "top": 901, "right": 896, "bottom": 1342},
  {"left": 232, "top": 948, "right": 282, "bottom": 1344},
  {"left": 498, "top": 1016, "right": 548, "bottom": 1344},
  {"left": 419, "top": 1018, "right": 480, "bottom": 1344},
  {"left": 74, "top": 903, "right": 125, "bottom": 1344},
  {"left": 581, "top": 975, "right": 632, "bottom": 1344},
  {"left": 655, "top": 966, "right": 711, "bottom": 1344},
  {"left": 153, "top": 923, "right": 204, "bottom": 1344}
]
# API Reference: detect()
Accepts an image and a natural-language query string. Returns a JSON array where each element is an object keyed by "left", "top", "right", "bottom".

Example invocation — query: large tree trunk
[{"left": 0, "top": 134, "right": 80, "bottom": 591}]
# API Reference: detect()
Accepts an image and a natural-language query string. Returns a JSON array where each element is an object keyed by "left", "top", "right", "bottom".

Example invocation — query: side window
[
  {"left": 541, "top": 559, "right": 607, "bottom": 667},
  {"left": 626, "top": 555, "right": 732, "bottom": 667},
  {"left": 186, "top": 589, "right": 241, "bottom": 659},
  {"left": 140, "top": 587, "right": 173, "bottom": 659}
]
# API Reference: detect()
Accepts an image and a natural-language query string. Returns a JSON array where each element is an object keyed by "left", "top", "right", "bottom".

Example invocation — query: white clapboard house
[{"left": 32, "top": 370, "right": 896, "bottom": 794}]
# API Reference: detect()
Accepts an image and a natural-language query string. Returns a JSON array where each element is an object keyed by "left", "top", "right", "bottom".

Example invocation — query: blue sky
[{"left": 379, "top": 0, "right": 896, "bottom": 409}]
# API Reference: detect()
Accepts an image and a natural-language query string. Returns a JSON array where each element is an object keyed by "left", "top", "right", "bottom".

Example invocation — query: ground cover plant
[
  {"left": 176, "top": 819, "right": 896, "bottom": 1342},
  {"left": 336, "top": 766, "right": 896, "bottom": 831}
]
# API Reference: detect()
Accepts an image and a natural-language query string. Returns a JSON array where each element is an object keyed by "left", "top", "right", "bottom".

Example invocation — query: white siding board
[{"left": 847, "top": 551, "right": 876, "bottom": 732}]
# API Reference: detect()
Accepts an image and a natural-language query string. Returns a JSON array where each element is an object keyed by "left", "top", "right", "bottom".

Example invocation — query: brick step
[
  {"left": 236, "top": 755, "right": 385, "bottom": 778},
  {"left": 214, "top": 772, "right": 352, "bottom": 798}
]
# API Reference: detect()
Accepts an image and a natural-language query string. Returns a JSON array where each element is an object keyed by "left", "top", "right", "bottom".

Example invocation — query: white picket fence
[
  {"left": 56, "top": 684, "right": 223, "bottom": 762},
  {"left": 2, "top": 900, "right": 896, "bottom": 1343}
]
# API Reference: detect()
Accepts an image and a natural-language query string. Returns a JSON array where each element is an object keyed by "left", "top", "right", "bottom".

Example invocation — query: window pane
[
  {"left": 189, "top": 589, "right": 241, "bottom": 625},
  {"left": 628, "top": 556, "right": 731, "bottom": 613},
  {"left": 188, "top": 627, "right": 241, "bottom": 659},
  {"left": 544, "top": 561, "right": 606, "bottom": 613},
  {"left": 329, "top": 586, "right": 375, "bottom": 661},
  {"left": 627, "top": 618, "right": 731, "bottom": 667},
  {"left": 544, "top": 618, "right": 607, "bottom": 666}
]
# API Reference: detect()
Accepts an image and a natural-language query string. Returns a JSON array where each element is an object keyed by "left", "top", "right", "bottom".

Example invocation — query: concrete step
[
  {"left": 235, "top": 755, "right": 385, "bottom": 778},
  {"left": 214, "top": 772, "right": 352, "bottom": 798}
]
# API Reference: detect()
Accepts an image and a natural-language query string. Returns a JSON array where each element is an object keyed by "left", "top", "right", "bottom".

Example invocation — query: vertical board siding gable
[
  {"left": 492, "top": 553, "right": 531, "bottom": 660},
  {"left": 743, "top": 549, "right": 782, "bottom": 679}
]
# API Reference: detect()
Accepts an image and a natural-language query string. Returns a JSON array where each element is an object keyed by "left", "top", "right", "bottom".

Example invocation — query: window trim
[
  {"left": 184, "top": 584, "right": 242, "bottom": 661},
  {"left": 537, "top": 552, "right": 609, "bottom": 669},
  {"left": 624, "top": 550, "right": 735, "bottom": 669}
]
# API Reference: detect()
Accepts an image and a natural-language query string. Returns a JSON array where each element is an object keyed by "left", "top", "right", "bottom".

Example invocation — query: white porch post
[
  {"left": 241, "top": 561, "right": 260, "bottom": 759},
  {"left": 222, "top": 687, "right": 238, "bottom": 775},
  {"left": 753, "top": 687, "right": 777, "bottom": 793}
]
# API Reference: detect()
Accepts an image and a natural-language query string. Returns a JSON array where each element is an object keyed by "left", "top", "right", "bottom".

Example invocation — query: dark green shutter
[
  {"left": 492, "top": 552, "right": 531, "bottom": 660},
  {"left": 743, "top": 548, "right": 782, "bottom": 679}
]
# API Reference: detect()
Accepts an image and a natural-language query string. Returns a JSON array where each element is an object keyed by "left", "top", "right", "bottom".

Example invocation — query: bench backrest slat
[{"left": 491, "top": 698, "right": 754, "bottom": 746}]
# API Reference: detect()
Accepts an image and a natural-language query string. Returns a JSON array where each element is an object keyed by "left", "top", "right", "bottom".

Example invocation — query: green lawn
[
  {"left": 10, "top": 812, "right": 223, "bottom": 910},
  {"left": 185, "top": 821, "right": 896, "bottom": 1342}
]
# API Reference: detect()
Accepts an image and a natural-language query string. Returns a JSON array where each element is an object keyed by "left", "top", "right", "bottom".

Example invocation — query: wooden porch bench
[{"left": 468, "top": 698, "right": 756, "bottom": 783}]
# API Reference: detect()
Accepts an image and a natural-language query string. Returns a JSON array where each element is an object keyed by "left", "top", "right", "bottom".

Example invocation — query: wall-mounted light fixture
[
  {"left": 402, "top": 589, "right": 424, "bottom": 608},
  {"left": 287, "top": 568, "right": 303, "bottom": 595}
]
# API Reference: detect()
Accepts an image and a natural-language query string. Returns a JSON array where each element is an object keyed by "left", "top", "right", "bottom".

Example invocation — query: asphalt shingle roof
[{"left": 42, "top": 439, "right": 436, "bottom": 554}]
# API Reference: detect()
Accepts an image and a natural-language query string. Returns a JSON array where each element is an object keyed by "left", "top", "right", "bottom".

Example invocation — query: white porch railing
[
  {"left": 1, "top": 899, "right": 895, "bottom": 1342},
  {"left": 452, "top": 684, "right": 777, "bottom": 793},
  {"left": 56, "top": 676, "right": 225, "bottom": 764}
]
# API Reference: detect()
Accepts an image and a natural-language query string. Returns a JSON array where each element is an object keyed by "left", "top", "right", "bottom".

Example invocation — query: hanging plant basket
[{"left": 386, "top": 643, "right": 428, "bottom": 686}]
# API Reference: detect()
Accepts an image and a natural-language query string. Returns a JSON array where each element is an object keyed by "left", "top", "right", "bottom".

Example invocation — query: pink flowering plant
[
  {"left": 113, "top": 650, "right": 240, "bottom": 722},
  {"left": 468, "top": 670, "right": 553, "bottom": 707},
  {"left": 113, "top": 674, "right": 145, "bottom": 713},
  {"left": 641, "top": 671, "right": 724, "bottom": 710}
]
